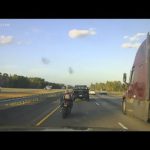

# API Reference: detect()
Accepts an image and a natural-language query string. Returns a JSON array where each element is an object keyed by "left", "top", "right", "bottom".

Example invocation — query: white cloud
[
  {"left": 123, "top": 35, "right": 128, "bottom": 39},
  {"left": 68, "top": 29, "right": 96, "bottom": 39},
  {"left": 121, "top": 42, "right": 140, "bottom": 48},
  {"left": 0, "top": 35, "right": 13, "bottom": 45},
  {"left": 122, "top": 32, "right": 146, "bottom": 49},
  {"left": 128, "top": 33, "right": 146, "bottom": 42}
]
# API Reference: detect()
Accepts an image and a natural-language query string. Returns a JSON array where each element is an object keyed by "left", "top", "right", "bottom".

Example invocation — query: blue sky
[{"left": 0, "top": 19, "right": 150, "bottom": 86}]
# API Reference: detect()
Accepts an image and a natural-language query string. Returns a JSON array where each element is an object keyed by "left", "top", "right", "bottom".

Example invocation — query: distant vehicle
[
  {"left": 89, "top": 90, "right": 96, "bottom": 95},
  {"left": 122, "top": 33, "right": 150, "bottom": 122},
  {"left": 73, "top": 85, "right": 89, "bottom": 101},
  {"left": 44, "top": 85, "right": 52, "bottom": 90},
  {"left": 100, "top": 90, "right": 108, "bottom": 95}
]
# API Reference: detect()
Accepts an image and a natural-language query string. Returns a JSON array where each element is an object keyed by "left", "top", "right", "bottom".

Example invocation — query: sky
[{"left": 0, "top": 19, "right": 150, "bottom": 86}]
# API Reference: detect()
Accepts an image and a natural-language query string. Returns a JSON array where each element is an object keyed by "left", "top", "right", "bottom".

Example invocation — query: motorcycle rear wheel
[{"left": 62, "top": 108, "right": 67, "bottom": 119}]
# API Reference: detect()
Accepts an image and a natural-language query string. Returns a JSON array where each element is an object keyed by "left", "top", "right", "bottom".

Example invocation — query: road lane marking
[
  {"left": 36, "top": 105, "right": 60, "bottom": 126},
  {"left": 118, "top": 122, "right": 128, "bottom": 130},
  {"left": 95, "top": 102, "right": 100, "bottom": 106}
]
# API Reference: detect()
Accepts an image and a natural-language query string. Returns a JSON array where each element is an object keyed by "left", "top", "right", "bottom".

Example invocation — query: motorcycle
[{"left": 61, "top": 99, "right": 73, "bottom": 119}]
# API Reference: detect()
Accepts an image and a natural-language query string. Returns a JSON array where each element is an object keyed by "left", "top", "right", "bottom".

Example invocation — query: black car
[{"left": 73, "top": 85, "right": 89, "bottom": 101}]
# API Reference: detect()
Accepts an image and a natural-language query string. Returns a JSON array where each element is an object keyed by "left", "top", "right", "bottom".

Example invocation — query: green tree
[
  {"left": 2, "top": 73, "right": 9, "bottom": 87},
  {"left": 0, "top": 72, "right": 2, "bottom": 86},
  {"left": 90, "top": 83, "right": 95, "bottom": 90}
]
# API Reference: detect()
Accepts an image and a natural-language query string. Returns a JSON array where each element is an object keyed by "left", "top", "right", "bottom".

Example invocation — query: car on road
[
  {"left": 89, "top": 90, "right": 96, "bottom": 95},
  {"left": 73, "top": 85, "right": 89, "bottom": 101},
  {"left": 44, "top": 85, "right": 52, "bottom": 90},
  {"left": 100, "top": 90, "right": 108, "bottom": 95}
]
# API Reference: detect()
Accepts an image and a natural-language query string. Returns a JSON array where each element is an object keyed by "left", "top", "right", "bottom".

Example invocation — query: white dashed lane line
[
  {"left": 95, "top": 102, "right": 100, "bottom": 106},
  {"left": 118, "top": 122, "right": 128, "bottom": 130}
]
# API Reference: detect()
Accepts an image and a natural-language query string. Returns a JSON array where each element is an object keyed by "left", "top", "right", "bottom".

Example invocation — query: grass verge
[{"left": 0, "top": 88, "right": 64, "bottom": 100}]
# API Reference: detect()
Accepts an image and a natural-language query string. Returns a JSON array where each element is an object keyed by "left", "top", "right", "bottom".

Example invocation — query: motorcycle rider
[{"left": 60, "top": 89, "right": 73, "bottom": 109}]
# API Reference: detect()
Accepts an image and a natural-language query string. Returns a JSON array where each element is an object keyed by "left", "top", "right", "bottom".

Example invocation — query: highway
[{"left": 0, "top": 94, "right": 150, "bottom": 131}]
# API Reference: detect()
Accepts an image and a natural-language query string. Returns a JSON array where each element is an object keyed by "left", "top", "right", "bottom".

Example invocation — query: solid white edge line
[
  {"left": 118, "top": 122, "right": 128, "bottom": 130},
  {"left": 95, "top": 102, "right": 100, "bottom": 106}
]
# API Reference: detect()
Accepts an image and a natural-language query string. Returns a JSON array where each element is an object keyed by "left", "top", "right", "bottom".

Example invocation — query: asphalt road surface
[{"left": 1, "top": 94, "right": 150, "bottom": 131}]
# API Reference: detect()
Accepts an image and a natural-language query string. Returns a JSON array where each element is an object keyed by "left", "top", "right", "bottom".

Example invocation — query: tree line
[
  {"left": 90, "top": 81, "right": 127, "bottom": 92},
  {"left": 0, "top": 72, "right": 65, "bottom": 89}
]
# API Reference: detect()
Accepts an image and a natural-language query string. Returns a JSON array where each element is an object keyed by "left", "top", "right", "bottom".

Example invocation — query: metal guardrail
[{"left": 0, "top": 92, "right": 63, "bottom": 107}]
